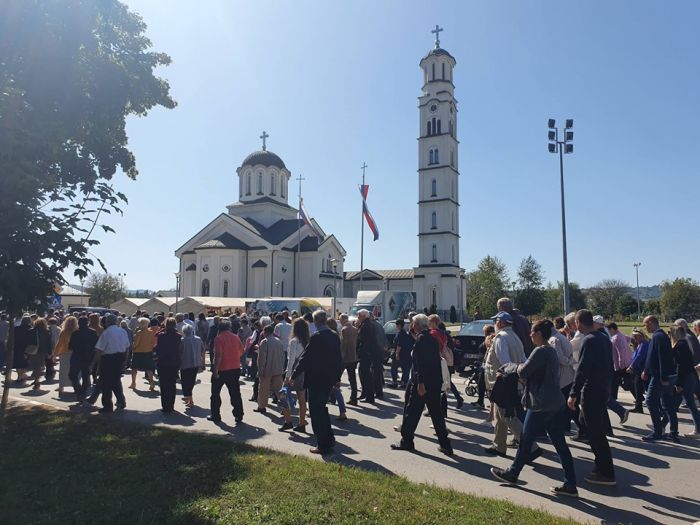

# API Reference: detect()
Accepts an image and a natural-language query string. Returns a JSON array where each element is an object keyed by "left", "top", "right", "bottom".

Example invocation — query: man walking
[
  {"left": 357, "top": 310, "right": 381, "bottom": 403},
  {"left": 339, "top": 314, "right": 359, "bottom": 405},
  {"left": 391, "top": 318, "right": 414, "bottom": 389},
  {"left": 68, "top": 316, "right": 99, "bottom": 403},
  {"left": 209, "top": 320, "right": 245, "bottom": 424},
  {"left": 497, "top": 297, "right": 533, "bottom": 356},
  {"left": 390, "top": 314, "right": 452, "bottom": 456},
  {"left": 291, "top": 310, "right": 342, "bottom": 455},
  {"left": 94, "top": 313, "right": 129, "bottom": 413},
  {"left": 567, "top": 309, "right": 616, "bottom": 486},
  {"left": 255, "top": 324, "right": 285, "bottom": 413}
]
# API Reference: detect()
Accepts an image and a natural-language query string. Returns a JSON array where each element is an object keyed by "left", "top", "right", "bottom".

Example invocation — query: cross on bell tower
[
  {"left": 431, "top": 24, "right": 443, "bottom": 48},
  {"left": 260, "top": 130, "right": 269, "bottom": 151}
]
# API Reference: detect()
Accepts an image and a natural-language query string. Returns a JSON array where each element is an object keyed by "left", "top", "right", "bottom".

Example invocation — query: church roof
[
  {"left": 194, "top": 232, "right": 255, "bottom": 250},
  {"left": 241, "top": 196, "right": 295, "bottom": 209},
  {"left": 241, "top": 150, "right": 286, "bottom": 169},
  {"left": 423, "top": 47, "right": 455, "bottom": 61},
  {"left": 344, "top": 268, "right": 415, "bottom": 281},
  {"left": 245, "top": 217, "right": 316, "bottom": 245}
]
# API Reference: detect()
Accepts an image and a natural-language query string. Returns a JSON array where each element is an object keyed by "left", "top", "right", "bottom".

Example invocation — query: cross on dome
[
  {"left": 260, "top": 130, "right": 269, "bottom": 151},
  {"left": 432, "top": 25, "right": 443, "bottom": 48}
]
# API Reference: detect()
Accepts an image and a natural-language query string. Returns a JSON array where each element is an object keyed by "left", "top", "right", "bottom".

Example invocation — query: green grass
[
  {"left": 0, "top": 406, "right": 580, "bottom": 525},
  {"left": 614, "top": 321, "right": 671, "bottom": 336}
]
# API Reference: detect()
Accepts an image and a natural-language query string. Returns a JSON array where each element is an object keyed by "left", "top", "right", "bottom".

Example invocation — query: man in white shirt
[
  {"left": 273, "top": 313, "right": 292, "bottom": 354},
  {"left": 94, "top": 314, "right": 130, "bottom": 413}
]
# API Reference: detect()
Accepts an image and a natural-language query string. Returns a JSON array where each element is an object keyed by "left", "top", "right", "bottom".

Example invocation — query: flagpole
[
  {"left": 295, "top": 173, "right": 305, "bottom": 297},
  {"left": 359, "top": 162, "right": 367, "bottom": 292}
]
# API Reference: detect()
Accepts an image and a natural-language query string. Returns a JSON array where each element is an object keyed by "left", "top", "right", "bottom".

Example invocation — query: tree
[
  {"left": 86, "top": 273, "right": 126, "bottom": 307},
  {"left": 543, "top": 282, "right": 587, "bottom": 318},
  {"left": 644, "top": 299, "right": 661, "bottom": 316},
  {"left": 586, "top": 279, "right": 630, "bottom": 319},
  {"left": 660, "top": 278, "right": 700, "bottom": 321},
  {"left": 616, "top": 294, "right": 639, "bottom": 319},
  {"left": 514, "top": 255, "right": 545, "bottom": 317},
  {"left": 466, "top": 256, "right": 509, "bottom": 318},
  {"left": 0, "top": 0, "right": 175, "bottom": 414}
]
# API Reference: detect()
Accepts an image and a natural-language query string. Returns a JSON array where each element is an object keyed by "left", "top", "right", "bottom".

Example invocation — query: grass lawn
[{"left": 0, "top": 406, "right": 580, "bottom": 525}]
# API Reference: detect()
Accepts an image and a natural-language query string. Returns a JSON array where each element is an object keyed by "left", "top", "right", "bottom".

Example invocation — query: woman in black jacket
[
  {"left": 13, "top": 315, "right": 32, "bottom": 384},
  {"left": 671, "top": 325, "right": 700, "bottom": 435}
]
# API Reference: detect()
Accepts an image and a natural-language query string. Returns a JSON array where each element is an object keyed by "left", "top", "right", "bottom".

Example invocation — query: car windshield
[
  {"left": 383, "top": 321, "right": 396, "bottom": 334},
  {"left": 458, "top": 321, "right": 493, "bottom": 336}
]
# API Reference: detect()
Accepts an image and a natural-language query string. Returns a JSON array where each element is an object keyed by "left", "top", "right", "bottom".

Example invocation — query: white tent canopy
[
  {"left": 110, "top": 298, "right": 149, "bottom": 316},
  {"left": 139, "top": 296, "right": 179, "bottom": 314},
  {"left": 176, "top": 296, "right": 251, "bottom": 314}
]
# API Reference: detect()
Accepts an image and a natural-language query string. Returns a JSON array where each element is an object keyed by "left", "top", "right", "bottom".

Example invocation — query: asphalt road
[{"left": 7, "top": 370, "right": 700, "bottom": 525}]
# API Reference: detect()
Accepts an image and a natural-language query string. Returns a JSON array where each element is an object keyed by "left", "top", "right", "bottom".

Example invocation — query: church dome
[
  {"left": 423, "top": 47, "right": 455, "bottom": 61},
  {"left": 241, "top": 150, "right": 286, "bottom": 170}
]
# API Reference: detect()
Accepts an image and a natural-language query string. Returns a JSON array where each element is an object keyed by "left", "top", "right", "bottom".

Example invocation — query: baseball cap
[
  {"left": 491, "top": 311, "right": 513, "bottom": 323},
  {"left": 593, "top": 315, "right": 605, "bottom": 325}
]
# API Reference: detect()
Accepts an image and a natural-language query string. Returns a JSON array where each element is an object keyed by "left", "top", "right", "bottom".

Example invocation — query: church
[{"left": 175, "top": 27, "right": 466, "bottom": 315}]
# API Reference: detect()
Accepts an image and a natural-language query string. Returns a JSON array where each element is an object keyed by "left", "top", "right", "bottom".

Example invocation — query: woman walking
[
  {"left": 12, "top": 315, "right": 33, "bottom": 384},
  {"left": 52, "top": 315, "right": 78, "bottom": 396},
  {"left": 180, "top": 324, "right": 205, "bottom": 407},
  {"left": 671, "top": 325, "right": 700, "bottom": 436},
  {"left": 490, "top": 319, "right": 578, "bottom": 497},
  {"left": 280, "top": 318, "right": 309, "bottom": 432},
  {"left": 30, "top": 318, "right": 52, "bottom": 391},
  {"left": 153, "top": 317, "right": 182, "bottom": 413},
  {"left": 130, "top": 318, "right": 158, "bottom": 390}
]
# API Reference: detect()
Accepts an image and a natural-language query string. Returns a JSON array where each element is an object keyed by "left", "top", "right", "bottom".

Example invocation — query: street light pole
[
  {"left": 548, "top": 119, "right": 574, "bottom": 315},
  {"left": 633, "top": 262, "right": 642, "bottom": 320},
  {"left": 174, "top": 272, "right": 180, "bottom": 314},
  {"left": 331, "top": 258, "right": 338, "bottom": 318}
]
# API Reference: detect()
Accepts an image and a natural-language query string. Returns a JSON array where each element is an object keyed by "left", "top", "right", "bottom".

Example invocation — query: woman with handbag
[
  {"left": 12, "top": 315, "right": 33, "bottom": 384},
  {"left": 279, "top": 318, "right": 309, "bottom": 432}
]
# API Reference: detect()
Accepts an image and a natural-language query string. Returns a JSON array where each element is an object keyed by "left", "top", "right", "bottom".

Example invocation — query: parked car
[
  {"left": 383, "top": 319, "right": 409, "bottom": 363},
  {"left": 453, "top": 319, "right": 494, "bottom": 373}
]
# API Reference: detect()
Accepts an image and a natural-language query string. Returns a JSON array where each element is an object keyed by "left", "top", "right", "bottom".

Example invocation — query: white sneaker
[{"left": 683, "top": 431, "right": 700, "bottom": 438}]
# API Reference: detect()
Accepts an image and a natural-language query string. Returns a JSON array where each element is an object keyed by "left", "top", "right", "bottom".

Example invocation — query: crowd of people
[{"left": 1, "top": 297, "right": 699, "bottom": 499}]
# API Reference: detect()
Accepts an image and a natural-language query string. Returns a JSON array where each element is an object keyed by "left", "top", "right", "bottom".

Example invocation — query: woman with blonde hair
[
  {"left": 279, "top": 317, "right": 309, "bottom": 432},
  {"left": 130, "top": 317, "right": 157, "bottom": 390},
  {"left": 52, "top": 315, "right": 78, "bottom": 396}
]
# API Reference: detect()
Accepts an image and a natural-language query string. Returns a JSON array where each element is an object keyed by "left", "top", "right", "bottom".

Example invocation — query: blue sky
[{"left": 79, "top": 0, "right": 700, "bottom": 291}]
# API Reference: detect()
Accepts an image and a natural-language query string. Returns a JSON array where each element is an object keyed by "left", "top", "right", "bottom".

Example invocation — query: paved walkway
[{"left": 7, "top": 372, "right": 700, "bottom": 525}]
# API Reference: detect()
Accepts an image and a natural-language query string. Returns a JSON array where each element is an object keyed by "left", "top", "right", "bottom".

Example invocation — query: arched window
[
  {"left": 223, "top": 280, "right": 229, "bottom": 297},
  {"left": 429, "top": 149, "right": 434, "bottom": 165},
  {"left": 451, "top": 179, "right": 455, "bottom": 198},
  {"left": 434, "top": 148, "right": 439, "bottom": 164},
  {"left": 437, "top": 120, "right": 442, "bottom": 134},
  {"left": 431, "top": 63, "right": 435, "bottom": 80},
  {"left": 431, "top": 244, "right": 437, "bottom": 262},
  {"left": 442, "top": 62, "right": 445, "bottom": 80},
  {"left": 449, "top": 120, "right": 453, "bottom": 136},
  {"left": 201, "top": 279, "right": 210, "bottom": 297},
  {"left": 450, "top": 150, "right": 454, "bottom": 167},
  {"left": 246, "top": 173, "right": 251, "bottom": 195},
  {"left": 431, "top": 211, "right": 437, "bottom": 229},
  {"left": 451, "top": 212, "right": 455, "bottom": 230},
  {"left": 281, "top": 177, "right": 286, "bottom": 198},
  {"left": 431, "top": 179, "right": 437, "bottom": 197},
  {"left": 270, "top": 173, "right": 276, "bottom": 195},
  {"left": 431, "top": 288, "right": 437, "bottom": 307},
  {"left": 432, "top": 117, "right": 436, "bottom": 135},
  {"left": 452, "top": 245, "right": 455, "bottom": 263},
  {"left": 257, "top": 173, "right": 263, "bottom": 194},
  {"left": 426, "top": 120, "right": 431, "bottom": 136}
]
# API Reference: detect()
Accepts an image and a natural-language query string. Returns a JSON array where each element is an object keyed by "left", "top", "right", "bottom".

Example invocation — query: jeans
[
  {"left": 99, "top": 353, "right": 126, "bottom": 411},
  {"left": 647, "top": 376, "right": 678, "bottom": 436},
  {"left": 210, "top": 369, "right": 244, "bottom": 421},
  {"left": 308, "top": 386, "right": 335, "bottom": 450},
  {"left": 400, "top": 380, "right": 450, "bottom": 449},
  {"left": 508, "top": 408, "right": 576, "bottom": 488},
  {"left": 331, "top": 385, "right": 346, "bottom": 413},
  {"left": 581, "top": 393, "right": 615, "bottom": 479},
  {"left": 674, "top": 374, "right": 700, "bottom": 432},
  {"left": 158, "top": 365, "right": 179, "bottom": 411},
  {"left": 344, "top": 362, "right": 358, "bottom": 401}
]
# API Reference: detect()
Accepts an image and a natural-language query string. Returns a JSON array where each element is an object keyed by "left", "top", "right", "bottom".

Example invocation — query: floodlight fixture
[
  {"left": 548, "top": 130, "right": 556, "bottom": 141},
  {"left": 565, "top": 131, "right": 574, "bottom": 142},
  {"left": 565, "top": 119, "right": 573, "bottom": 129},
  {"left": 548, "top": 118, "right": 556, "bottom": 129},
  {"left": 565, "top": 144, "right": 573, "bottom": 154},
  {"left": 548, "top": 143, "right": 557, "bottom": 153}
]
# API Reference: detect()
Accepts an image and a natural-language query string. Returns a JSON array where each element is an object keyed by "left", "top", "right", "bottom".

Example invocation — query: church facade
[{"left": 175, "top": 145, "right": 346, "bottom": 299}]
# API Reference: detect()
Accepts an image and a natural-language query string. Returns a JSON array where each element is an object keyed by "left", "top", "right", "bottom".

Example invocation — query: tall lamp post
[
  {"left": 548, "top": 118, "right": 574, "bottom": 314},
  {"left": 633, "top": 262, "right": 642, "bottom": 320},
  {"left": 174, "top": 272, "right": 180, "bottom": 314},
  {"left": 331, "top": 258, "right": 339, "bottom": 318}
]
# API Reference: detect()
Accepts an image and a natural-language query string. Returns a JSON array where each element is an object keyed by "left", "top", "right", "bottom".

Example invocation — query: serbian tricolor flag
[
  {"left": 359, "top": 185, "right": 379, "bottom": 241},
  {"left": 299, "top": 197, "right": 323, "bottom": 238}
]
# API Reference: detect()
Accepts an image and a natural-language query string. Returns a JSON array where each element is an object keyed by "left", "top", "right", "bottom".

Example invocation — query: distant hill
[{"left": 627, "top": 285, "right": 661, "bottom": 300}]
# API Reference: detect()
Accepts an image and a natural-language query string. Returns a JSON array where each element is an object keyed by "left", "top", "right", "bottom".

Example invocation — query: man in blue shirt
[{"left": 391, "top": 319, "right": 414, "bottom": 389}]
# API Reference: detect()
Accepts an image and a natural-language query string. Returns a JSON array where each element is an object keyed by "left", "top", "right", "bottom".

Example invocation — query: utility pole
[
  {"left": 634, "top": 262, "right": 642, "bottom": 320},
  {"left": 359, "top": 162, "right": 367, "bottom": 293}
]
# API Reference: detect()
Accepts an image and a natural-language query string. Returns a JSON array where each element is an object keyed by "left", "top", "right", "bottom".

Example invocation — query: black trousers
[
  {"left": 180, "top": 367, "right": 198, "bottom": 397},
  {"left": 69, "top": 357, "right": 92, "bottom": 402},
  {"left": 99, "top": 353, "right": 126, "bottom": 410},
  {"left": 632, "top": 372, "right": 647, "bottom": 410},
  {"left": 344, "top": 361, "right": 358, "bottom": 401},
  {"left": 476, "top": 366, "right": 486, "bottom": 403},
  {"left": 308, "top": 386, "right": 335, "bottom": 450},
  {"left": 372, "top": 356, "right": 384, "bottom": 397},
  {"left": 401, "top": 380, "right": 450, "bottom": 448},
  {"left": 581, "top": 394, "right": 615, "bottom": 479},
  {"left": 561, "top": 383, "right": 574, "bottom": 431},
  {"left": 358, "top": 357, "right": 374, "bottom": 401},
  {"left": 158, "top": 365, "right": 179, "bottom": 411},
  {"left": 210, "top": 369, "right": 244, "bottom": 421}
]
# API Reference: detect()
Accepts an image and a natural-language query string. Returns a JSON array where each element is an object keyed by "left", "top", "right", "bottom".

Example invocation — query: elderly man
[
  {"left": 94, "top": 313, "right": 130, "bottom": 413},
  {"left": 291, "top": 310, "right": 343, "bottom": 455},
  {"left": 255, "top": 324, "right": 285, "bottom": 413},
  {"left": 390, "top": 313, "right": 452, "bottom": 456},
  {"left": 496, "top": 297, "right": 533, "bottom": 356},
  {"left": 356, "top": 309, "right": 383, "bottom": 403},
  {"left": 209, "top": 319, "right": 245, "bottom": 424},
  {"left": 339, "top": 314, "right": 359, "bottom": 405},
  {"left": 483, "top": 311, "right": 532, "bottom": 458}
]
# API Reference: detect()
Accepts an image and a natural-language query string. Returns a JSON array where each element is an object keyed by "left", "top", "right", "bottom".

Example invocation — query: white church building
[{"left": 175, "top": 28, "right": 466, "bottom": 315}]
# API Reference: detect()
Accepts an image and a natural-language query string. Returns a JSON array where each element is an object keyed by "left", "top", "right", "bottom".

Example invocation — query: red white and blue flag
[
  {"left": 359, "top": 185, "right": 379, "bottom": 241},
  {"left": 299, "top": 197, "right": 323, "bottom": 238}
]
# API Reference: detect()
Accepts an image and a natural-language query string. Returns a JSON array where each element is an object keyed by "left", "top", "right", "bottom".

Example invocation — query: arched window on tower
[
  {"left": 431, "top": 179, "right": 437, "bottom": 197},
  {"left": 431, "top": 62, "right": 435, "bottom": 80},
  {"left": 257, "top": 173, "right": 263, "bottom": 195},
  {"left": 426, "top": 120, "right": 431, "bottom": 136},
  {"left": 442, "top": 62, "right": 445, "bottom": 80},
  {"left": 452, "top": 245, "right": 455, "bottom": 263},
  {"left": 223, "top": 280, "right": 229, "bottom": 297},
  {"left": 429, "top": 150, "right": 434, "bottom": 165},
  {"left": 451, "top": 212, "right": 455, "bottom": 230},
  {"left": 432, "top": 117, "right": 436, "bottom": 135},
  {"left": 449, "top": 120, "right": 453, "bottom": 136},
  {"left": 270, "top": 173, "right": 276, "bottom": 196},
  {"left": 246, "top": 173, "right": 251, "bottom": 195},
  {"left": 431, "top": 244, "right": 437, "bottom": 262},
  {"left": 434, "top": 148, "right": 439, "bottom": 164},
  {"left": 450, "top": 150, "right": 454, "bottom": 167},
  {"left": 201, "top": 279, "right": 210, "bottom": 297},
  {"left": 431, "top": 288, "right": 437, "bottom": 307},
  {"left": 281, "top": 177, "right": 286, "bottom": 198},
  {"left": 431, "top": 211, "right": 437, "bottom": 229},
  {"left": 451, "top": 179, "right": 455, "bottom": 198},
  {"left": 437, "top": 120, "right": 442, "bottom": 134}
]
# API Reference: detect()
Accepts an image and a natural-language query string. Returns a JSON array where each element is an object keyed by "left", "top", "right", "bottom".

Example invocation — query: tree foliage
[
  {"left": 514, "top": 255, "right": 545, "bottom": 317},
  {"left": 543, "top": 281, "right": 587, "bottom": 318},
  {"left": 617, "top": 294, "right": 639, "bottom": 318},
  {"left": 659, "top": 278, "right": 700, "bottom": 321},
  {"left": 86, "top": 273, "right": 126, "bottom": 307},
  {"left": 587, "top": 279, "right": 631, "bottom": 319},
  {"left": 466, "top": 256, "right": 509, "bottom": 318},
  {"left": 0, "top": 0, "right": 175, "bottom": 316}
]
